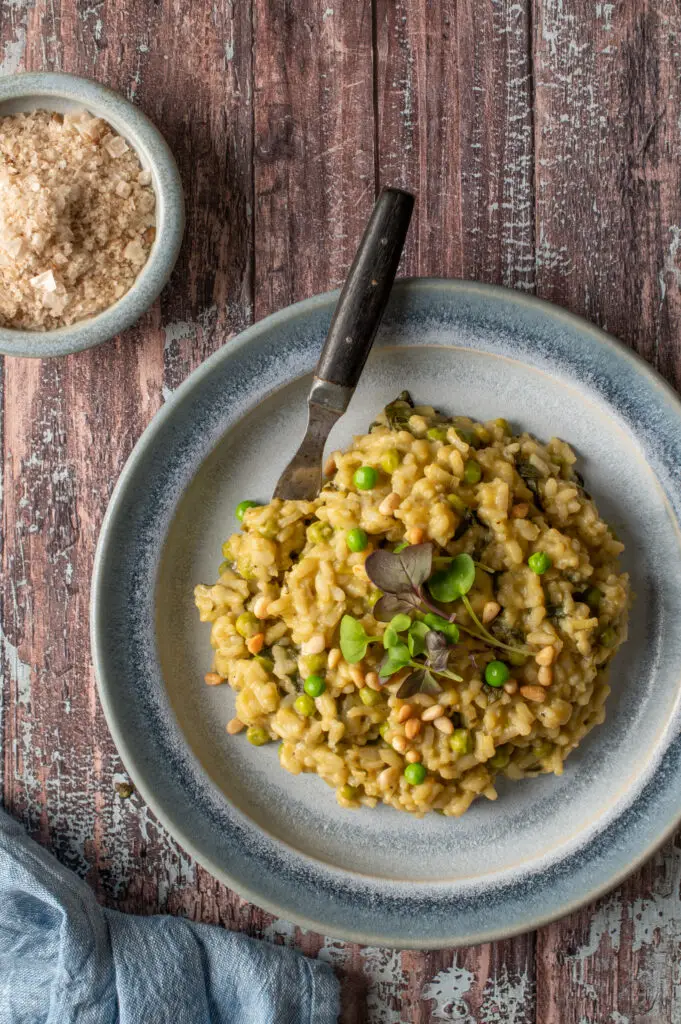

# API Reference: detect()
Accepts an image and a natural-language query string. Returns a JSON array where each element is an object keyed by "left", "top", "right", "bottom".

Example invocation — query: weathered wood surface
[{"left": 1, "top": 1, "right": 681, "bottom": 1020}]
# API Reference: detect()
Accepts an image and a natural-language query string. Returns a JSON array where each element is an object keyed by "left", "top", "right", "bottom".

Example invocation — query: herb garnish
[{"left": 338, "top": 541, "right": 529, "bottom": 696}]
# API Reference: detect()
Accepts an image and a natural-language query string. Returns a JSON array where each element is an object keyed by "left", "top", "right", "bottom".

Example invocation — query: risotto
[{"left": 194, "top": 393, "right": 630, "bottom": 817}]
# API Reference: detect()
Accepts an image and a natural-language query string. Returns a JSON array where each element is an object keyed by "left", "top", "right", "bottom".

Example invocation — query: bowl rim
[
  {"left": 91, "top": 278, "right": 681, "bottom": 947},
  {"left": 0, "top": 71, "right": 185, "bottom": 358}
]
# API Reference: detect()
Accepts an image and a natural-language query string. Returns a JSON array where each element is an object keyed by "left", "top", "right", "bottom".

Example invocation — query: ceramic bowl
[
  {"left": 0, "top": 72, "right": 184, "bottom": 358},
  {"left": 91, "top": 279, "right": 681, "bottom": 947}
]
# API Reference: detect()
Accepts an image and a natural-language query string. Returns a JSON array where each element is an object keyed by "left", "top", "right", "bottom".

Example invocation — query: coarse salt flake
[
  {"left": 30, "top": 269, "right": 57, "bottom": 292},
  {"left": 105, "top": 135, "right": 129, "bottom": 159}
]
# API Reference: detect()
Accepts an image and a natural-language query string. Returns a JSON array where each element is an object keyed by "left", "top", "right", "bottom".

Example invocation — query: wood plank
[
  {"left": 253, "top": 0, "right": 376, "bottom": 317},
  {"left": 533, "top": 2, "right": 681, "bottom": 1021},
  {"left": 1, "top": 0, "right": 253, "bottom": 917},
  {"left": 374, "top": 1, "right": 537, "bottom": 1020},
  {"left": 374, "top": 0, "right": 535, "bottom": 289}
]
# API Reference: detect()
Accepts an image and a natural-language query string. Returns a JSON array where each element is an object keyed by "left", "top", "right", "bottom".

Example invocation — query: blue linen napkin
[{"left": 0, "top": 808, "right": 340, "bottom": 1024}]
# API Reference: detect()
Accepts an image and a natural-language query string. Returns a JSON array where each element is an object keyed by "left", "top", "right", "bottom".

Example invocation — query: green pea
[
  {"left": 246, "top": 726, "right": 270, "bottom": 746},
  {"left": 218, "top": 560, "right": 231, "bottom": 576},
  {"left": 353, "top": 466, "right": 378, "bottom": 490},
  {"left": 368, "top": 588, "right": 382, "bottom": 608},
  {"left": 489, "top": 746, "right": 511, "bottom": 769},
  {"left": 599, "top": 626, "right": 618, "bottom": 648},
  {"left": 455, "top": 427, "right": 480, "bottom": 448},
  {"left": 380, "top": 449, "right": 401, "bottom": 474},
  {"left": 426, "top": 426, "right": 448, "bottom": 442},
  {"left": 302, "top": 652, "right": 327, "bottom": 675},
  {"left": 258, "top": 520, "right": 279, "bottom": 540},
  {"left": 307, "top": 520, "right": 333, "bottom": 544},
  {"left": 294, "top": 693, "right": 317, "bottom": 717},
  {"left": 359, "top": 687, "right": 383, "bottom": 707},
  {"left": 235, "top": 612, "right": 260, "bottom": 638},
  {"left": 584, "top": 586, "right": 602, "bottom": 610},
  {"left": 339, "top": 784, "right": 360, "bottom": 801},
  {"left": 463, "top": 460, "right": 482, "bottom": 484},
  {"left": 304, "top": 674, "right": 326, "bottom": 698},
  {"left": 446, "top": 493, "right": 469, "bottom": 514},
  {"left": 346, "top": 527, "right": 369, "bottom": 552},
  {"left": 508, "top": 651, "right": 528, "bottom": 667},
  {"left": 485, "top": 660, "right": 510, "bottom": 688},
  {"left": 221, "top": 540, "right": 233, "bottom": 559},
  {"left": 404, "top": 763, "right": 427, "bottom": 786},
  {"left": 236, "top": 500, "right": 260, "bottom": 522},
  {"left": 449, "top": 729, "right": 473, "bottom": 755},
  {"left": 528, "top": 551, "right": 552, "bottom": 575},
  {"left": 532, "top": 740, "right": 553, "bottom": 760},
  {"left": 378, "top": 721, "right": 390, "bottom": 738},
  {"left": 495, "top": 418, "right": 511, "bottom": 435},
  {"left": 236, "top": 558, "right": 257, "bottom": 580}
]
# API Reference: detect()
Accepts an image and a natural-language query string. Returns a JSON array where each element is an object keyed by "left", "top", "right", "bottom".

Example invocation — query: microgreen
[
  {"left": 407, "top": 620, "right": 429, "bottom": 657},
  {"left": 339, "top": 615, "right": 379, "bottom": 664},
  {"left": 379, "top": 642, "right": 411, "bottom": 679},
  {"left": 427, "top": 553, "right": 476, "bottom": 603}
]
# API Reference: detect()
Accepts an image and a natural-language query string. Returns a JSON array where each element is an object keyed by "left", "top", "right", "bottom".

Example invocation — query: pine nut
[
  {"left": 511, "top": 503, "right": 529, "bottom": 519},
  {"left": 433, "top": 716, "right": 454, "bottom": 735},
  {"left": 328, "top": 647, "right": 341, "bottom": 670},
  {"left": 421, "top": 705, "right": 443, "bottom": 722},
  {"left": 405, "top": 749, "right": 422, "bottom": 764},
  {"left": 392, "top": 734, "right": 408, "bottom": 754},
  {"left": 404, "top": 718, "right": 421, "bottom": 740},
  {"left": 323, "top": 455, "right": 337, "bottom": 477},
  {"left": 365, "top": 671, "right": 381, "bottom": 691},
  {"left": 396, "top": 704, "right": 414, "bottom": 723},
  {"left": 204, "top": 672, "right": 222, "bottom": 686},
  {"left": 378, "top": 766, "right": 398, "bottom": 788},
  {"left": 503, "top": 679, "right": 518, "bottom": 695},
  {"left": 520, "top": 685, "right": 546, "bottom": 703},
  {"left": 253, "top": 596, "right": 269, "bottom": 619},
  {"left": 226, "top": 718, "right": 244, "bottom": 734},
  {"left": 246, "top": 633, "right": 265, "bottom": 655},
  {"left": 378, "top": 492, "right": 401, "bottom": 516},
  {"left": 482, "top": 601, "right": 501, "bottom": 624},
  {"left": 350, "top": 666, "right": 365, "bottom": 686},
  {"left": 301, "top": 633, "right": 325, "bottom": 656},
  {"left": 406, "top": 526, "right": 425, "bottom": 545},
  {"left": 537, "top": 665, "right": 553, "bottom": 687},
  {"left": 535, "top": 645, "right": 555, "bottom": 666}
]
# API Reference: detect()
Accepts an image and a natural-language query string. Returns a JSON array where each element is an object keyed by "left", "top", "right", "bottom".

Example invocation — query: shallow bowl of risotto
[{"left": 92, "top": 279, "right": 681, "bottom": 947}]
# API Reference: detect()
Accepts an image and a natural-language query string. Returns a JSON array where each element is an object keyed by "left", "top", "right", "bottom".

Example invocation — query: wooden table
[{"left": 2, "top": 2, "right": 680, "bottom": 1020}]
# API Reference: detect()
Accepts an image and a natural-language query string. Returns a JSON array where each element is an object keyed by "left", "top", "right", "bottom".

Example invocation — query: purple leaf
[
  {"left": 420, "top": 669, "right": 442, "bottom": 695},
  {"left": 365, "top": 543, "right": 433, "bottom": 596},
  {"left": 373, "top": 593, "right": 420, "bottom": 622},
  {"left": 425, "top": 630, "right": 450, "bottom": 672},
  {"left": 396, "top": 671, "right": 425, "bottom": 699}
]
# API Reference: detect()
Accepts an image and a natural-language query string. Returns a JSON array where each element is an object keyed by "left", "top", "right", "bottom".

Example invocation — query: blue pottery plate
[{"left": 91, "top": 279, "right": 681, "bottom": 947}]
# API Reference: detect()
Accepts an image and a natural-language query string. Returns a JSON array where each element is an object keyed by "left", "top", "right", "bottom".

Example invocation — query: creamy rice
[{"left": 195, "top": 396, "right": 629, "bottom": 816}]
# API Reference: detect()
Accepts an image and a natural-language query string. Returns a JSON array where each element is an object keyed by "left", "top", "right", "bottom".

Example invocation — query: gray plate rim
[{"left": 91, "top": 278, "right": 681, "bottom": 947}]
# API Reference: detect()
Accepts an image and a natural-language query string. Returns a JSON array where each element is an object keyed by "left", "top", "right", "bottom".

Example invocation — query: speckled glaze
[
  {"left": 91, "top": 279, "right": 681, "bottom": 948},
  {"left": 0, "top": 72, "right": 184, "bottom": 358}
]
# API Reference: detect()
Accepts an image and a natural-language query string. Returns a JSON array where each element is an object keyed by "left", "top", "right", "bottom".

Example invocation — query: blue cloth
[{"left": 0, "top": 808, "right": 340, "bottom": 1024}]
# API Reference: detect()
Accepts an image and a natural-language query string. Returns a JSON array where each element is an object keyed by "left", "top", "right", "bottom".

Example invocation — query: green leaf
[
  {"left": 383, "top": 626, "right": 399, "bottom": 649},
  {"left": 389, "top": 613, "right": 412, "bottom": 633},
  {"left": 423, "top": 613, "right": 460, "bottom": 643},
  {"left": 427, "top": 553, "right": 476, "bottom": 603},
  {"left": 379, "top": 642, "right": 411, "bottom": 678},
  {"left": 340, "top": 615, "right": 373, "bottom": 664},
  {"left": 407, "top": 620, "right": 429, "bottom": 657}
]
